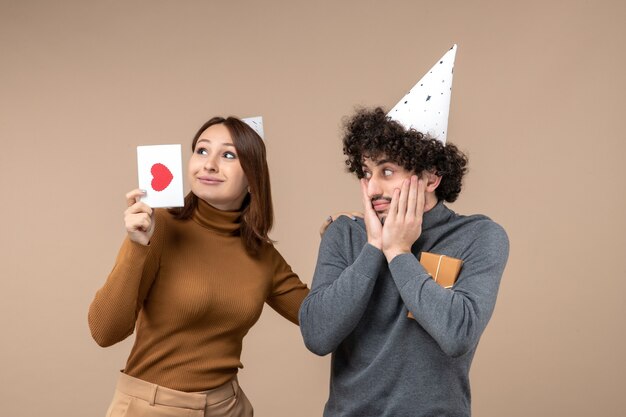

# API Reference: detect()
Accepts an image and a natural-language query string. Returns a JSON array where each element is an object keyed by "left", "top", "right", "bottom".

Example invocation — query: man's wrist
[
  {"left": 384, "top": 247, "right": 411, "bottom": 263},
  {"left": 367, "top": 239, "right": 382, "bottom": 250}
]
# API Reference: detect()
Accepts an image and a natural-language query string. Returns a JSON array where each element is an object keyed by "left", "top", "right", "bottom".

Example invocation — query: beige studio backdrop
[{"left": 1, "top": 1, "right": 625, "bottom": 416}]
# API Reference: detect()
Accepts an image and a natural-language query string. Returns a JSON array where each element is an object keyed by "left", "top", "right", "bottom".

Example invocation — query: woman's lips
[{"left": 198, "top": 177, "right": 223, "bottom": 185}]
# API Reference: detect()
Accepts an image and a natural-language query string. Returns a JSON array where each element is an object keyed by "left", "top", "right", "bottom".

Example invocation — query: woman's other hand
[{"left": 319, "top": 211, "right": 363, "bottom": 237}]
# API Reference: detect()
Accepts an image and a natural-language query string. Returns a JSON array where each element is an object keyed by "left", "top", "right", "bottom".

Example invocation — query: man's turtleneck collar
[
  {"left": 422, "top": 200, "right": 453, "bottom": 231},
  {"left": 191, "top": 198, "right": 242, "bottom": 236}
]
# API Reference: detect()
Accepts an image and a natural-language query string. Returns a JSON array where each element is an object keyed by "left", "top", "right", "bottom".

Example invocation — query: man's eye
[
  {"left": 224, "top": 151, "right": 237, "bottom": 159},
  {"left": 383, "top": 169, "right": 393, "bottom": 176},
  {"left": 363, "top": 171, "right": 371, "bottom": 179}
]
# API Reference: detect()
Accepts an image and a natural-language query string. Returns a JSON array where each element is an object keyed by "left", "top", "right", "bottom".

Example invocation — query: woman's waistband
[{"left": 116, "top": 371, "right": 239, "bottom": 410}]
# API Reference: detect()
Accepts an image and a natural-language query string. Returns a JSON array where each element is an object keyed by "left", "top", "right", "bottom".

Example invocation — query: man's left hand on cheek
[{"left": 382, "top": 175, "right": 426, "bottom": 262}]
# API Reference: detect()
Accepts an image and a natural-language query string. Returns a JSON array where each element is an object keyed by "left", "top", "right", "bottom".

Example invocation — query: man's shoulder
[
  {"left": 449, "top": 208, "right": 506, "bottom": 234},
  {"left": 320, "top": 216, "right": 367, "bottom": 250},
  {"left": 447, "top": 210, "right": 509, "bottom": 258}
]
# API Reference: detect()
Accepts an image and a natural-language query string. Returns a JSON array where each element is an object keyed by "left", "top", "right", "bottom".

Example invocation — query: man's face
[{"left": 361, "top": 156, "right": 414, "bottom": 221}]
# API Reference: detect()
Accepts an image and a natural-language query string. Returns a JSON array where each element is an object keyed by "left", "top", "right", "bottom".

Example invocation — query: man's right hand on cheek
[
  {"left": 360, "top": 178, "right": 383, "bottom": 250},
  {"left": 381, "top": 176, "right": 425, "bottom": 262},
  {"left": 361, "top": 176, "right": 426, "bottom": 261}
]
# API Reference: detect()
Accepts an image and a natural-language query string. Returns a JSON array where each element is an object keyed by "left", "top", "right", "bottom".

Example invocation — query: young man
[{"left": 299, "top": 107, "right": 509, "bottom": 417}]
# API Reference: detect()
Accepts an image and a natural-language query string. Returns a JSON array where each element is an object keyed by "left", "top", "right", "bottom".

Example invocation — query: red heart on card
[{"left": 151, "top": 163, "right": 173, "bottom": 192}]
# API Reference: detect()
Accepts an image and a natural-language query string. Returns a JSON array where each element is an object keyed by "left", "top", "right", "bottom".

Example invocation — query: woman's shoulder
[
  {"left": 255, "top": 240, "right": 294, "bottom": 269},
  {"left": 257, "top": 239, "right": 281, "bottom": 258}
]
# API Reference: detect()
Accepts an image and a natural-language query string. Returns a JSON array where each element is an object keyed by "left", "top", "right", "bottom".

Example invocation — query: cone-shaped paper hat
[
  {"left": 242, "top": 116, "right": 264, "bottom": 140},
  {"left": 388, "top": 44, "right": 457, "bottom": 144}
]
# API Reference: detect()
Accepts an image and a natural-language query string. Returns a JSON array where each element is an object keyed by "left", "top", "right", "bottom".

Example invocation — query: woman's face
[{"left": 188, "top": 123, "right": 249, "bottom": 211}]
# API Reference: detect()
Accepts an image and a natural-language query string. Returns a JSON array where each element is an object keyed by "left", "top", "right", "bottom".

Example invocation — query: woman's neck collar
[{"left": 191, "top": 197, "right": 242, "bottom": 235}]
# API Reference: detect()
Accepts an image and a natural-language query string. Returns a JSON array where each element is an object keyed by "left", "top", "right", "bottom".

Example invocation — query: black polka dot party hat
[{"left": 388, "top": 44, "right": 457, "bottom": 144}]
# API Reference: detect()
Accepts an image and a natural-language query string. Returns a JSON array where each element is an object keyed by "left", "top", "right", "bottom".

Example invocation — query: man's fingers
[
  {"left": 360, "top": 179, "right": 369, "bottom": 206},
  {"left": 407, "top": 176, "right": 418, "bottom": 220},
  {"left": 416, "top": 175, "right": 427, "bottom": 219},
  {"left": 387, "top": 188, "right": 400, "bottom": 221},
  {"left": 397, "top": 178, "right": 410, "bottom": 219},
  {"left": 360, "top": 179, "right": 376, "bottom": 215}
]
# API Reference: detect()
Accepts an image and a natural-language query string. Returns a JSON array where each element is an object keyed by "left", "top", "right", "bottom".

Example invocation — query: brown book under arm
[{"left": 407, "top": 252, "right": 463, "bottom": 319}]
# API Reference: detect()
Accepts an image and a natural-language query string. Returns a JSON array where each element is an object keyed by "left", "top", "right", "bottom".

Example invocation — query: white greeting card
[{"left": 136, "top": 144, "right": 184, "bottom": 208}]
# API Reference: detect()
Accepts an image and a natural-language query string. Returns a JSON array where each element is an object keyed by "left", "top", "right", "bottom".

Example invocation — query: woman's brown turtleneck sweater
[{"left": 88, "top": 199, "right": 309, "bottom": 391}]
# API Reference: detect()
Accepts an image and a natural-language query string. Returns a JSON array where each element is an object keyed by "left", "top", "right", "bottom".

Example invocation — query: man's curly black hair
[{"left": 342, "top": 107, "right": 468, "bottom": 202}]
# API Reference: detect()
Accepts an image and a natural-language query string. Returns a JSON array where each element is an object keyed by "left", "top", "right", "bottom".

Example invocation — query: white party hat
[
  {"left": 388, "top": 44, "right": 457, "bottom": 144},
  {"left": 242, "top": 116, "right": 264, "bottom": 140}
]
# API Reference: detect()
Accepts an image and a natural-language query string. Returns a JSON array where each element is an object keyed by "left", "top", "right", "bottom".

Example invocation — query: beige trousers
[{"left": 105, "top": 372, "right": 253, "bottom": 417}]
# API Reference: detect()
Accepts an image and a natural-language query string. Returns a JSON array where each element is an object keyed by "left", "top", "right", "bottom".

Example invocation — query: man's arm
[
  {"left": 390, "top": 222, "right": 509, "bottom": 357},
  {"left": 299, "top": 219, "right": 384, "bottom": 356}
]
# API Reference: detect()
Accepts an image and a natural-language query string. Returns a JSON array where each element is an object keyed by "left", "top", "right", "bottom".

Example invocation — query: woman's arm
[
  {"left": 266, "top": 249, "right": 309, "bottom": 325},
  {"left": 87, "top": 190, "right": 164, "bottom": 347}
]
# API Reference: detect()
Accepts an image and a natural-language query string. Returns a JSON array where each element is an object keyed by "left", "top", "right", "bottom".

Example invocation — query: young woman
[{"left": 89, "top": 116, "right": 309, "bottom": 417}]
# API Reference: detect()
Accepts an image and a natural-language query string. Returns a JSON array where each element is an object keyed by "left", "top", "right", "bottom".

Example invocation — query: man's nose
[{"left": 367, "top": 176, "right": 382, "bottom": 198}]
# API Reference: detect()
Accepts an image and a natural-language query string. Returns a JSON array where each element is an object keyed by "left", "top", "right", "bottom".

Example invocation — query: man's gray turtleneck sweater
[{"left": 299, "top": 201, "right": 509, "bottom": 417}]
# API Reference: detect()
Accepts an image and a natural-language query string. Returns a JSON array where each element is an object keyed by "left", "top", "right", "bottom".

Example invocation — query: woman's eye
[
  {"left": 224, "top": 151, "right": 237, "bottom": 160},
  {"left": 363, "top": 171, "right": 371, "bottom": 179},
  {"left": 383, "top": 169, "right": 393, "bottom": 177},
  {"left": 196, "top": 147, "right": 208, "bottom": 155}
]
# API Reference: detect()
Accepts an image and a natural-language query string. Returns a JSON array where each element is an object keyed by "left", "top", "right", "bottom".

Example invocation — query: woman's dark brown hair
[
  {"left": 169, "top": 117, "right": 273, "bottom": 256},
  {"left": 342, "top": 107, "right": 468, "bottom": 202}
]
